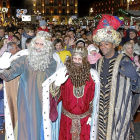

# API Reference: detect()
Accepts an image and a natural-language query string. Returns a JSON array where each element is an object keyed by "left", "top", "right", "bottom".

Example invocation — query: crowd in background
[
  {"left": 0, "top": 19, "right": 140, "bottom": 131},
  {"left": 0, "top": 20, "right": 140, "bottom": 75}
]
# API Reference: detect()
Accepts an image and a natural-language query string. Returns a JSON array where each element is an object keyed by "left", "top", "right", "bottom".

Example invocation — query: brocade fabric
[
  {"left": 97, "top": 52, "right": 139, "bottom": 140},
  {"left": 58, "top": 75, "right": 95, "bottom": 140}
]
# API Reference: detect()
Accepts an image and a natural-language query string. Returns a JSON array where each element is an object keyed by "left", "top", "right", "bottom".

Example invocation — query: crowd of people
[{"left": 0, "top": 15, "right": 139, "bottom": 140}]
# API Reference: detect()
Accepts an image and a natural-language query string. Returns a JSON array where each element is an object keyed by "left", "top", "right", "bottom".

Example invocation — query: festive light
[
  {"left": 16, "top": 9, "right": 27, "bottom": 18},
  {"left": 1, "top": 7, "right": 8, "bottom": 13}
]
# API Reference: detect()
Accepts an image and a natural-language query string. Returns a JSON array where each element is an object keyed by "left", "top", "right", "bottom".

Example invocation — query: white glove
[
  {"left": 86, "top": 117, "right": 91, "bottom": 125},
  {"left": 10, "top": 49, "right": 29, "bottom": 63},
  {"left": 0, "top": 52, "right": 12, "bottom": 69},
  {"left": 54, "top": 67, "right": 69, "bottom": 86}
]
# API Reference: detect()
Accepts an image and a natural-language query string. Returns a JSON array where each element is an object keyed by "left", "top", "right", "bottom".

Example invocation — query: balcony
[
  {"left": 61, "top": 13, "right": 67, "bottom": 15},
  {"left": 53, "top": 12, "right": 59, "bottom": 15},
  {"left": 46, "top": 13, "right": 51, "bottom": 15}
]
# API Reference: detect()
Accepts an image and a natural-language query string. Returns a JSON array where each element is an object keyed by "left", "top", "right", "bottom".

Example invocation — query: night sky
[
  {"left": 10, "top": 0, "right": 24, "bottom": 8},
  {"left": 10, "top": 0, "right": 98, "bottom": 17}
]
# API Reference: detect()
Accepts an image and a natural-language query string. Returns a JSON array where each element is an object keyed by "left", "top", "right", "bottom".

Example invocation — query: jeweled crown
[{"left": 72, "top": 46, "right": 88, "bottom": 58}]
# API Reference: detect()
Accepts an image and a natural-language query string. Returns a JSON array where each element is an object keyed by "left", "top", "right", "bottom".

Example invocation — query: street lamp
[
  {"left": 89, "top": 8, "right": 93, "bottom": 16},
  {"left": 127, "top": 0, "right": 134, "bottom": 10}
]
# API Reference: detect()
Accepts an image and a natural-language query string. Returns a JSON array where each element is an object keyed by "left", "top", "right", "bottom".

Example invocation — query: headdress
[
  {"left": 36, "top": 31, "right": 52, "bottom": 41},
  {"left": 72, "top": 46, "right": 88, "bottom": 58},
  {"left": 93, "top": 15, "right": 122, "bottom": 46}
]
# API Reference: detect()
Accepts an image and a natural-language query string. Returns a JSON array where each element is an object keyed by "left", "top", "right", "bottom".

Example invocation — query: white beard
[{"left": 27, "top": 48, "right": 51, "bottom": 72}]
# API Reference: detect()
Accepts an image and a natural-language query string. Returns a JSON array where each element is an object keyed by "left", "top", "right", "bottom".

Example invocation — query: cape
[
  {"left": 41, "top": 68, "right": 100, "bottom": 140},
  {"left": 4, "top": 76, "right": 20, "bottom": 140}
]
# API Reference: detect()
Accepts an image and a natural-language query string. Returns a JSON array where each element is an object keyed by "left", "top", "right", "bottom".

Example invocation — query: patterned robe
[
  {"left": 58, "top": 76, "right": 95, "bottom": 140},
  {"left": 0, "top": 56, "right": 56, "bottom": 140},
  {"left": 42, "top": 68, "right": 100, "bottom": 140},
  {"left": 97, "top": 52, "right": 138, "bottom": 140}
]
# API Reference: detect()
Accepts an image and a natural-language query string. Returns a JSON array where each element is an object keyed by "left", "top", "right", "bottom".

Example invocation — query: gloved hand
[
  {"left": 86, "top": 117, "right": 91, "bottom": 125},
  {"left": 54, "top": 67, "right": 69, "bottom": 87},
  {"left": 0, "top": 52, "right": 12, "bottom": 69},
  {"left": 10, "top": 49, "right": 29, "bottom": 63},
  {"left": 119, "top": 59, "right": 138, "bottom": 80}
]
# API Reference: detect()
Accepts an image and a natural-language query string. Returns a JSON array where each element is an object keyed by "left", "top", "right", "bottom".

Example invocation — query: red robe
[{"left": 58, "top": 75, "right": 95, "bottom": 140}]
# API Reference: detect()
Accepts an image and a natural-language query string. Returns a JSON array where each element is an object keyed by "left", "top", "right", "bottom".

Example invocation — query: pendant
[{"left": 73, "top": 85, "right": 85, "bottom": 98}]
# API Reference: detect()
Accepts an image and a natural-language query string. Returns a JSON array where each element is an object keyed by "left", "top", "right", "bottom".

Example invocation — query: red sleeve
[
  {"left": 137, "top": 31, "right": 140, "bottom": 36},
  {"left": 124, "top": 30, "right": 127, "bottom": 37}
]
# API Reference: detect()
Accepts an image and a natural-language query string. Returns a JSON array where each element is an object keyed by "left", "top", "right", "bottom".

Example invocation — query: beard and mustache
[
  {"left": 27, "top": 47, "right": 51, "bottom": 72},
  {"left": 65, "top": 57, "right": 91, "bottom": 87}
]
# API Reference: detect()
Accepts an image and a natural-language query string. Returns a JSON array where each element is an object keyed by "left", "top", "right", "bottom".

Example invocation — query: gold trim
[
  {"left": 97, "top": 56, "right": 104, "bottom": 138},
  {"left": 73, "top": 85, "right": 85, "bottom": 99},
  {"left": 62, "top": 106, "right": 90, "bottom": 140},
  {"left": 112, "top": 74, "right": 125, "bottom": 138},
  {"left": 109, "top": 58, "right": 116, "bottom": 63},
  {"left": 37, "top": 71, "right": 45, "bottom": 87},
  {"left": 98, "top": 56, "right": 104, "bottom": 75},
  {"left": 106, "top": 54, "right": 123, "bottom": 140},
  {"left": 49, "top": 83, "right": 60, "bottom": 98}
]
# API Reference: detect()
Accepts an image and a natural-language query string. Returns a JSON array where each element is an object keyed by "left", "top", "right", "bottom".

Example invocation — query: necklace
[{"left": 73, "top": 85, "right": 85, "bottom": 98}]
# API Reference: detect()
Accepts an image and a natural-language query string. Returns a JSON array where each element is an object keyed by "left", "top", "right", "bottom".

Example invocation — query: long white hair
[{"left": 27, "top": 31, "right": 54, "bottom": 71}]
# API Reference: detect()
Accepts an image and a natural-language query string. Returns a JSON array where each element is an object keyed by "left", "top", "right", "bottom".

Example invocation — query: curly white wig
[{"left": 27, "top": 31, "right": 54, "bottom": 71}]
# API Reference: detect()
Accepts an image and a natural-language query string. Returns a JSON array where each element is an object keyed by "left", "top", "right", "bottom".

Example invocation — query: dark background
[
  {"left": 10, "top": 0, "right": 98, "bottom": 17},
  {"left": 10, "top": 0, "right": 24, "bottom": 8}
]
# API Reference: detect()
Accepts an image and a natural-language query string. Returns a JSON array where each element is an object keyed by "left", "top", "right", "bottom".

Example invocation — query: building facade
[
  {"left": 0, "top": 0, "right": 10, "bottom": 24},
  {"left": 91, "top": 0, "right": 140, "bottom": 16},
  {"left": 31, "top": 0, "right": 78, "bottom": 24}
]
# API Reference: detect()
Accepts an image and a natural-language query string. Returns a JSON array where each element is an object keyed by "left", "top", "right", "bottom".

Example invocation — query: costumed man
[
  {"left": 93, "top": 15, "right": 140, "bottom": 140},
  {"left": 0, "top": 31, "right": 58, "bottom": 140},
  {"left": 4, "top": 42, "right": 23, "bottom": 140},
  {"left": 47, "top": 46, "right": 100, "bottom": 140}
]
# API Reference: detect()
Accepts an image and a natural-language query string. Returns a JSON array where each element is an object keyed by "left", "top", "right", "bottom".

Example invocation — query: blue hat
[{"left": 39, "top": 20, "right": 47, "bottom": 26}]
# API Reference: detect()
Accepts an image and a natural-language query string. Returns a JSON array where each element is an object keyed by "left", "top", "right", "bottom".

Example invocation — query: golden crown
[{"left": 72, "top": 46, "right": 88, "bottom": 58}]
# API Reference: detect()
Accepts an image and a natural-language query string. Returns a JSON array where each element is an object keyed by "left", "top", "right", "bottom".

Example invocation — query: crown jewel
[{"left": 72, "top": 46, "right": 88, "bottom": 58}]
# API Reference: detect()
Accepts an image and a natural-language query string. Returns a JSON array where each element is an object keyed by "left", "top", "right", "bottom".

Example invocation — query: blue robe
[{"left": 0, "top": 56, "right": 56, "bottom": 140}]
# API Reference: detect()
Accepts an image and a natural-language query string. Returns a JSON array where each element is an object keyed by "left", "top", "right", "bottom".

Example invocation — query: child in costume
[
  {"left": 37, "top": 20, "right": 49, "bottom": 33},
  {"left": 87, "top": 44, "right": 102, "bottom": 69}
]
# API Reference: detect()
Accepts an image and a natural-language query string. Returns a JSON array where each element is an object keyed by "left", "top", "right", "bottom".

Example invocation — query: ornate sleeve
[
  {"left": 49, "top": 83, "right": 61, "bottom": 121},
  {"left": 49, "top": 82, "right": 61, "bottom": 101},
  {"left": 0, "top": 56, "right": 26, "bottom": 82},
  {"left": 119, "top": 56, "right": 140, "bottom": 93}
]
